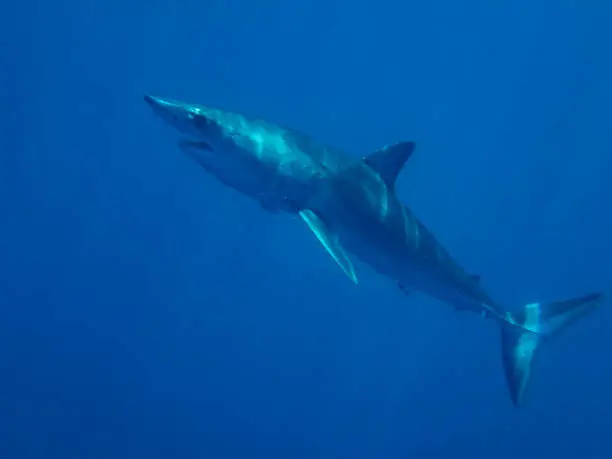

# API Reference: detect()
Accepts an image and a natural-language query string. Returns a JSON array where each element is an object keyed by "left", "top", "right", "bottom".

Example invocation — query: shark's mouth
[{"left": 178, "top": 138, "right": 213, "bottom": 152}]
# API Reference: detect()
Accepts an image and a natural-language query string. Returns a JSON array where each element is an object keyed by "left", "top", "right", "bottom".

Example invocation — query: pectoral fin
[{"left": 299, "top": 210, "right": 358, "bottom": 284}]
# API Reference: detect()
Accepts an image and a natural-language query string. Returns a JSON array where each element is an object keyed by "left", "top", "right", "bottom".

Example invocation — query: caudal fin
[{"left": 501, "top": 292, "right": 605, "bottom": 407}]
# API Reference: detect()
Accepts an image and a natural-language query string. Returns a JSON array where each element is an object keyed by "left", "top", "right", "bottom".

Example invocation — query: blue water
[{"left": 3, "top": 0, "right": 612, "bottom": 457}]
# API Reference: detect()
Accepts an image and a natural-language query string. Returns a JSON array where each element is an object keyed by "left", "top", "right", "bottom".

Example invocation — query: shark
[{"left": 144, "top": 94, "right": 606, "bottom": 407}]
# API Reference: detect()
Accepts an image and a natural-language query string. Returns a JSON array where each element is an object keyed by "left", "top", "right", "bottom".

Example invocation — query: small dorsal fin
[
  {"left": 470, "top": 274, "right": 481, "bottom": 283},
  {"left": 363, "top": 142, "right": 416, "bottom": 188}
]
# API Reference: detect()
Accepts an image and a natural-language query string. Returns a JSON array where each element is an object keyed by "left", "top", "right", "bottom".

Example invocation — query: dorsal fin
[
  {"left": 470, "top": 274, "right": 481, "bottom": 283},
  {"left": 363, "top": 142, "right": 416, "bottom": 188}
]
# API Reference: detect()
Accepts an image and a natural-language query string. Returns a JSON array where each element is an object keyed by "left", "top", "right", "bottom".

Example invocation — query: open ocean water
[{"left": 2, "top": 0, "right": 612, "bottom": 458}]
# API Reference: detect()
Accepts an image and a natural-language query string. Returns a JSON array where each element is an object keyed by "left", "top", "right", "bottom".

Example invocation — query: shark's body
[{"left": 145, "top": 94, "right": 605, "bottom": 406}]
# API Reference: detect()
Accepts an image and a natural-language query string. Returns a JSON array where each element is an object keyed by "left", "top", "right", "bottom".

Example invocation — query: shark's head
[
  {"left": 144, "top": 93, "right": 256, "bottom": 182},
  {"left": 144, "top": 94, "right": 323, "bottom": 211},
  {"left": 143, "top": 94, "right": 228, "bottom": 150}
]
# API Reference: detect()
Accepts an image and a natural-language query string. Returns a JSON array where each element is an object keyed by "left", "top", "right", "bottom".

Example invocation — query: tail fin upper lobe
[{"left": 501, "top": 292, "right": 605, "bottom": 407}]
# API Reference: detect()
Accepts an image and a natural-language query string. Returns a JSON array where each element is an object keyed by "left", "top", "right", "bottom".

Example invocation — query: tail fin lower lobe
[{"left": 501, "top": 292, "right": 605, "bottom": 407}]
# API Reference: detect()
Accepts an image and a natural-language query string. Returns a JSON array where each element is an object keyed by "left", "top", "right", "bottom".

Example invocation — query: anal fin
[{"left": 299, "top": 209, "right": 358, "bottom": 284}]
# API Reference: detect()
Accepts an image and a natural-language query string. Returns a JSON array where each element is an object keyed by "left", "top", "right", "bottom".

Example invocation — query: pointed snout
[
  {"left": 144, "top": 93, "right": 216, "bottom": 140},
  {"left": 144, "top": 94, "right": 183, "bottom": 117},
  {"left": 143, "top": 93, "right": 162, "bottom": 108},
  {"left": 144, "top": 93, "right": 198, "bottom": 136}
]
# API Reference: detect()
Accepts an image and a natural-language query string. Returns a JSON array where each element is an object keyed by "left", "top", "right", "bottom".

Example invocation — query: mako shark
[{"left": 144, "top": 94, "right": 605, "bottom": 407}]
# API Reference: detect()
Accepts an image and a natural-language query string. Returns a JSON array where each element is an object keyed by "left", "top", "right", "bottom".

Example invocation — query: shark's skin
[
  {"left": 144, "top": 95, "right": 352, "bottom": 214},
  {"left": 144, "top": 94, "right": 605, "bottom": 407}
]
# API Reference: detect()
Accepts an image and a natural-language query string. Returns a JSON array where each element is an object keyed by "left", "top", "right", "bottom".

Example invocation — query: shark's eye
[{"left": 191, "top": 114, "right": 208, "bottom": 128}]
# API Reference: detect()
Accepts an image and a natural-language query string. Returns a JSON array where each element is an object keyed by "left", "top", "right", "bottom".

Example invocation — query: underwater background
[{"left": 3, "top": 0, "right": 612, "bottom": 457}]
